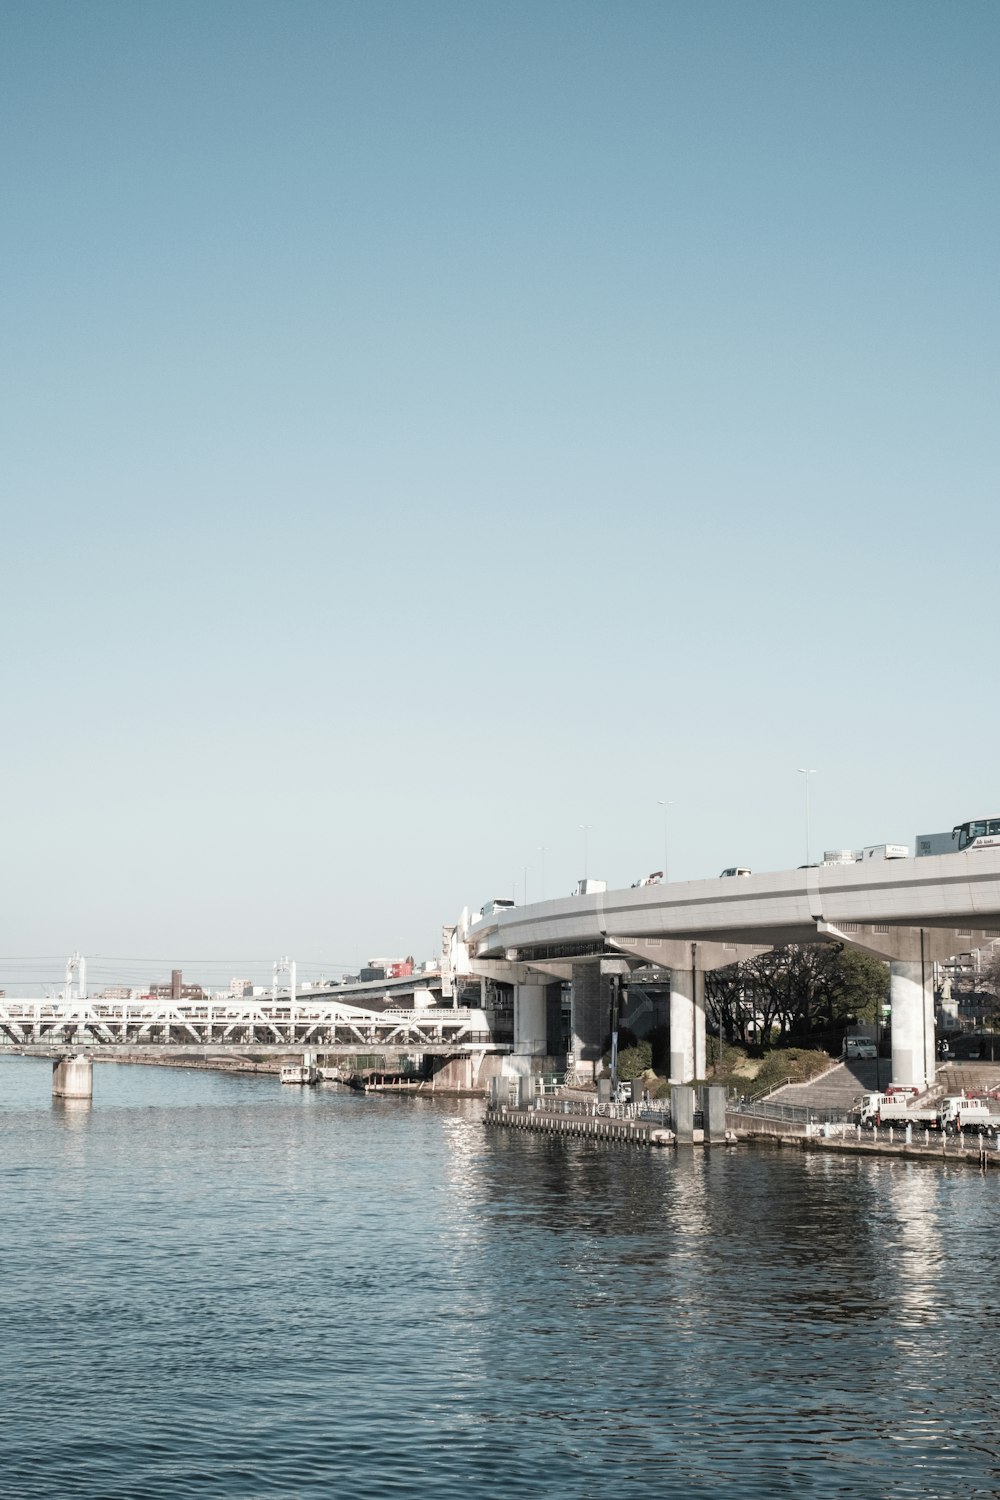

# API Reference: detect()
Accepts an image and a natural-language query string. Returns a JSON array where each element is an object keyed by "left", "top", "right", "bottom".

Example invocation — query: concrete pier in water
[{"left": 52, "top": 1054, "right": 93, "bottom": 1100}]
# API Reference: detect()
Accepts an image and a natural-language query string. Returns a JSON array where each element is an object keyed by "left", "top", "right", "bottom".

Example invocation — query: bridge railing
[
  {"left": 811, "top": 1120, "right": 1000, "bottom": 1149},
  {"left": 488, "top": 1096, "right": 673, "bottom": 1126},
  {"left": 728, "top": 1098, "right": 851, "bottom": 1125}
]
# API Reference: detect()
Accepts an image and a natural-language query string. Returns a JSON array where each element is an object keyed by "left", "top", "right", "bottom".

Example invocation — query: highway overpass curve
[{"left": 468, "top": 850, "right": 1000, "bottom": 957}]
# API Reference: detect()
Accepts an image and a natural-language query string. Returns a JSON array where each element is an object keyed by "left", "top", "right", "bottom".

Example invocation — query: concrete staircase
[
  {"left": 938, "top": 1062, "right": 1000, "bottom": 1097},
  {"left": 769, "top": 1059, "right": 1000, "bottom": 1113},
  {"left": 767, "top": 1059, "right": 903, "bottom": 1112}
]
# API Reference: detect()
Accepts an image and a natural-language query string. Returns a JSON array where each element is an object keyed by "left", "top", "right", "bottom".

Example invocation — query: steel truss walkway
[{"left": 0, "top": 997, "right": 508, "bottom": 1055}]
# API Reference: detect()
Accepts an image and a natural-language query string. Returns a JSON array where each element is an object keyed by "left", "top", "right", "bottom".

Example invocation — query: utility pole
[{"left": 797, "top": 768, "right": 817, "bottom": 865}]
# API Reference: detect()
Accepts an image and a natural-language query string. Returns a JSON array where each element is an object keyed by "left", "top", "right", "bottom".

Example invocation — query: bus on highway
[{"left": 953, "top": 817, "right": 1000, "bottom": 852}]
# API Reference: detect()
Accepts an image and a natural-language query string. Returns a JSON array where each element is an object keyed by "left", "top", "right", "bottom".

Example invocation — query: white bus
[
  {"left": 953, "top": 817, "right": 1000, "bottom": 852},
  {"left": 916, "top": 818, "right": 1000, "bottom": 856}
]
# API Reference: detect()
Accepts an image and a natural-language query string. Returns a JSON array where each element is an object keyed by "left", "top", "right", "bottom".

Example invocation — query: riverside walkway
[{"left": 488, "top": 1094, "right": 1000, "bottom": 1170}]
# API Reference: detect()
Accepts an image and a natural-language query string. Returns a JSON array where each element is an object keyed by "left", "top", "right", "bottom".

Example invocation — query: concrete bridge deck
[{"left": 454, "top": 849, "right": 1000, "bottom": 1095}]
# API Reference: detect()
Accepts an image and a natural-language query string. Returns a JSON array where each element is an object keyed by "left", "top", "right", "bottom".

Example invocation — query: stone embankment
[{"left": 105, "top": 1051, "right": 283, "bottom": 1075}]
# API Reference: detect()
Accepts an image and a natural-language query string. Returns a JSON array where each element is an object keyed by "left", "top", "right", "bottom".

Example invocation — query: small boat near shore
[{"left": 280, "top": 1062, "right": 319, "bottom": 1086}]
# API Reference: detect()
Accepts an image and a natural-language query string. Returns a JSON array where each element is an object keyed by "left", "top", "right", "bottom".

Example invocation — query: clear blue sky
[{"left": 3, "top": 1, "right": 998, "bottom": 993}]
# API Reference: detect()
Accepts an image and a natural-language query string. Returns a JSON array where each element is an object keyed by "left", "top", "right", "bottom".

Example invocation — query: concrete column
[
  {"left": 546, "top": 985, "right": 564, "bottom": 1059},
  {"left": 52, "top": 1054, "right": 93, "bottom": 1099},
  {"left": 890, "top": 961, "right": 926, "bottom": 1090},
  {"left": 570, "top": 964, "right": 605, "bottom": 1064},
  {"left": 517, "top": 1073, "right": 536, "bottom": 1107},
  {"left": 923, "top": 974, "right": 937, "bottom": 1091},
  {"left": 671, "top": 1085, "right": 695, "bottom": 1142},
  {"left": 669, "top": 949, "right": 707, "bottom": 1084},
  {"left": 670, "top": 967, "right": 694, "bottom": 1084},
  {"left": 693, "top": 969, "right": 707, "bottom": 1081},
  {"left": 818, "top": 923, "right": 960, "bottom": 1092},
  {"left": 702, "top": 1085, "right": 728, "bottom": 1142},
  {"left": 513, "top": 981, "right": 548, "bottom": 1057}
]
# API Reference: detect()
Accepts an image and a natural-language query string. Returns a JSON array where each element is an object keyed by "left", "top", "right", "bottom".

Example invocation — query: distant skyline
[{"left": 3, "top": 1, "right": 998, "bottom": 991}]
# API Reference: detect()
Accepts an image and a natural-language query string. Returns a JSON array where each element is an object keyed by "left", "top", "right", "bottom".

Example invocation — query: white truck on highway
[{"left": 857, "top": 1092, "right": 999, "bottom": 1135}]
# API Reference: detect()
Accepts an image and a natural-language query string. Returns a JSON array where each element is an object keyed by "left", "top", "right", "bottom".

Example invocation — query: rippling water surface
[{"left": 2, "top": 1055, "right": 999, "bottom": 1498}]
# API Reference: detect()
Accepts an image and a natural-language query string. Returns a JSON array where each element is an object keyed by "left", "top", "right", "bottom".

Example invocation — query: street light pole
[
  {"left": 657, "top": 799, "right": 674, "bottom": 882},
  {"left": 797, "top": 768, "right": 817, "bottom": 866},
  {"left": 579, "top": 824, "right": 593, "bottom": 881}
]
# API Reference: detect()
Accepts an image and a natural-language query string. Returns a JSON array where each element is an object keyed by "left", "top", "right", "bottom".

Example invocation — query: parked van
[{"left": 720, "top": 867, "right": 752, "bottom": 878}]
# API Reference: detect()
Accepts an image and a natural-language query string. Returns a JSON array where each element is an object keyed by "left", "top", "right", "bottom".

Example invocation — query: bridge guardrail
[
  {"left": 729, "top": 1099, "right": 851, "bottom": 1126},
  {"left": 806, "top": 1120, "right": 1000, "bottom": 1152},
  {"left": 488, "top": 1097, "right": 674, "bottom": 1127}
]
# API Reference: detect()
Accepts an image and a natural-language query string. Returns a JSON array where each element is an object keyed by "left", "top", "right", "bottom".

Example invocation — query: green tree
[
  {"left": 833, "top": 945, "right": 890, "bottom": 1025},
  {"left": 706, "top": 943, "right": 887, "bottom": 1049},
  {"left": 600, "top": 1030, "right": 653, "bottom": 1081},
  {"left": 614, "top": 1042, "right": 652, "bottom": 1081},
  {"left": 982, "top": 948, "right": 1000, "bottom": 999}
]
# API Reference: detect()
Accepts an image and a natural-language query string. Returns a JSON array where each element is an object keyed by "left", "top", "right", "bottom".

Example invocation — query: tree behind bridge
[{"left": 706, "top": 943, "right": 888, "bottom": 1051}]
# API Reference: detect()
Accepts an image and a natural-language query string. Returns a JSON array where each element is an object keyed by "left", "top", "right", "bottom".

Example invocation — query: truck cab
[
  {"left": 856, "top": 1092, "right": 931, "bottom": 1128},
  {"left": 938, "top": 1096, "right": 998, "bottom": 1136}
]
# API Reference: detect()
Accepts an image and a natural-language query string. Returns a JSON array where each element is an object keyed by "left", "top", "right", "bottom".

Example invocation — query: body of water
[{"left": 1, "top": 1055, "right": 998, "bottom": 1498}]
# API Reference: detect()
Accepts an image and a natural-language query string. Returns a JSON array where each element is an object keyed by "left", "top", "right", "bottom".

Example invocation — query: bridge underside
[{"left": 470, "top": 919, "right": 999, "bottom": 1093}]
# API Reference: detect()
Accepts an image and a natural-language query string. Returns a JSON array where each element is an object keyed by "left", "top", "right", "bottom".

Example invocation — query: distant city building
[
  {"left": 229, "top": 978, "right": 253, "bottom": 998},
  {"left": 149, "top": 968, "right": 204, "bottom": 1002},
  {"left": 97, "top": 986, "right": 134, "bottom": 1000}
]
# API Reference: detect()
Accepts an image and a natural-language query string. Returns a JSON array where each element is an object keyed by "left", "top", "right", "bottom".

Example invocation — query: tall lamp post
[
  {"left": 657, "top": 799, "right": 674, "bottom": 882},
  {"left": 797, "top": 768, "right": 817, "bottom": 866},
  {"left": 579, "top": 824, "right": 593, "bottom": 882}
]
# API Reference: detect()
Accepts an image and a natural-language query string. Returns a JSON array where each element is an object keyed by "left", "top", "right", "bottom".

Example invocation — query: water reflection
[
  {"left": 52, "top": 1096, "right": 92, "bottom": 1119},
  {"left": 884, "top": 1164, "right": 946, "bottom": 1332},
  {"left": 3, "top": 1061, "right": 1000, "bottom": 1499}
]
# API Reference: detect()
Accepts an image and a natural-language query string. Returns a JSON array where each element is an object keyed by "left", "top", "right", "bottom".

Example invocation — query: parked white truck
[{"left": 856, "top": 1092, "right": 999, "bottom": 1136}]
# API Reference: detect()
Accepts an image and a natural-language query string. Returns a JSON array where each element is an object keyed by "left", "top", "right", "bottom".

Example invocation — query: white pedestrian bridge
[
  {"left": 0, "top": 995, "right": 505, "bottom": 1077},
  {"left": 453, "top": 849, "right": 1000, "bottom": 1092}
]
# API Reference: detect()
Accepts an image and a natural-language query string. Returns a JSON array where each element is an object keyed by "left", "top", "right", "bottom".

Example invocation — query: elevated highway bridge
[{"left": 451, "top": 849, "right": 1000, "bottom": 1092}]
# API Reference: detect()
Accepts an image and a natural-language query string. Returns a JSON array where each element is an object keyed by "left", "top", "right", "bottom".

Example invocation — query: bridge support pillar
[
  {"left": 613, "top": 939, "right": 758, "bottom": 1086},
  {"left": 513, "top": 981, "right": 549, "bottom": 1056},
  {"left": 52, "top": 1053, "right": 93, "bottom": 1100},
  {"left": 669, "top": 965, "right": 705, "bottom": 1084},
  {"left": 569, "top": 964, "right": 607, "bottom": 1071},
  {"left": 816, "top": 923, "right": 974, "bottom": 1094},
  {"left": 890, "top": 960, "right": 934, "bottom": 1092}
]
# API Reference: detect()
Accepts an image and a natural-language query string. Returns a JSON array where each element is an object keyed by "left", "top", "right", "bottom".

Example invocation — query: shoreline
[{"left": 1, "top": 1049, "right": 485, "bottom": 1096}]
